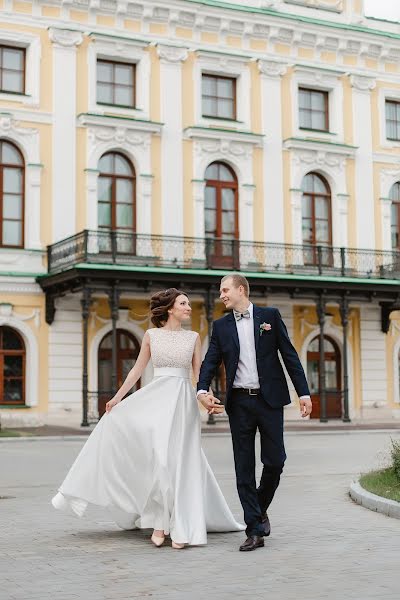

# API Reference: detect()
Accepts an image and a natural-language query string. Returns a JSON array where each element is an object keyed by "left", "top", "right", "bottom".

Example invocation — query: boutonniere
[{"left": 259, "top": 322, "right": 272, "bottom": 336}]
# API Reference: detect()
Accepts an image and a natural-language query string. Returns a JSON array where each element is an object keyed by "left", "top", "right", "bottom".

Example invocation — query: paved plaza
[{"left": 1, "top": 430, "right": 399, "bottom": 600}]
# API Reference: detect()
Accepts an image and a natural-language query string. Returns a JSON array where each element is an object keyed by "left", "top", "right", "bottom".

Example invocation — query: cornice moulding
[
  {"left": 283, "top": 136, "right": 357, "bottom": 156},
  {"left": 284, "top": 0, "right": 344, "bottom": 13},
  {"left": 184, "top": 126, "right": 263, "bottom": 147},
  {"left": 3, "top": 2, "right": 400, "bottom": 71},
  {"left": 77, "top": 113, "right": 163, "bottom": 134},
  {"left": 89, "top": 32, "right": 150, "bottom": 51},
  {"left": 373, "top": 153, "right": 400, "bottom": 165},
  {"left": 195, "top": 49, "right": 251, "bottom": 70}
]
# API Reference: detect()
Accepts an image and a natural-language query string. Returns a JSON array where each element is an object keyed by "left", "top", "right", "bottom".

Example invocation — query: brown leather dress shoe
[
  {"left": 239, "top": 535, "right": 265, "bottom": 552},
  {"left": 261, "top": 513, "right": 271, "bottom": 537}
]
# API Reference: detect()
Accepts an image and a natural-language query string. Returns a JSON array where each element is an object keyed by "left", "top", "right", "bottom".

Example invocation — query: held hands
[
  {"left": 198, "top": 392, "right": 224, "bottom": 415},
  {"left": 105, "top": 396, "right": 121, "bottom": 413},
  {"left": 299, "top": 396, "right": 312, "bottom": 418}
]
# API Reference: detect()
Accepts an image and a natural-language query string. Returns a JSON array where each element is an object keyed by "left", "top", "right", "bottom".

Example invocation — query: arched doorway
[
  {"left": 0, "top": 326, "right": 25, "bottom": 405},
  {"left": 97, "top": 329, "right": 141, "bottom": 417},
  {"left": 204, "top": 161, "right": 239, "bottom": 268},
  {"left": 307, "top": 335, "right": 342, "bottom": 419}
]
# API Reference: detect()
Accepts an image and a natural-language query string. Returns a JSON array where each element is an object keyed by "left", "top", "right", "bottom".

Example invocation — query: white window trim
[
  {"left": 291, "top": 65, "right": 344, "bottom": 143},
  {"left": 0, "top": 115, "right": 42, "bottom": 250},
  {"left": 0, "top": 30, "right": 40, "bottom": 107},
  {"left": 194, "top": 51, "right": 251, "bottom": 130},
  {"left": 379, "top": 88, "right": 400, "bottom": 149},
  {"left": 88, "top": 34, "right": 151, "bottom": 120},
  {"left": 0, "top": 314, "right": 39, "bottom": 407},
  {"left": 284, "top": 138, "right": 355, "bottom": 249}
]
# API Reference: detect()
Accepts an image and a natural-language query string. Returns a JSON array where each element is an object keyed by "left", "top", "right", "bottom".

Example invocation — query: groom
[{"left": 197, "top": 274, "right": 311, "bottom": 552}]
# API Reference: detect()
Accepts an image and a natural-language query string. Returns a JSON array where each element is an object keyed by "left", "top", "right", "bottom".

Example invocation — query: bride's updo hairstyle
[{"left": 150, "top": 288, "right": 188, "bottom": 328}]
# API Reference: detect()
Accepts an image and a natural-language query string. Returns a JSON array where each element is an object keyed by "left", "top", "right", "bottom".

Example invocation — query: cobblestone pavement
[{"left": 1, "top": 431, "right": 399, "bottom": 600}]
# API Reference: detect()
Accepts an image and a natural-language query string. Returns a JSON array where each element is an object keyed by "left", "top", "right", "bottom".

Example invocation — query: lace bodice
[{"left": 148, "top": 328, "right": 198, "bottom": 369}]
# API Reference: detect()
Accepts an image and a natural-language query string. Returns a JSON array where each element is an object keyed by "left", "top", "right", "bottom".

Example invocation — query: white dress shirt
[{"left": 232, "top": 302, "right": 259, "bottom": 388}]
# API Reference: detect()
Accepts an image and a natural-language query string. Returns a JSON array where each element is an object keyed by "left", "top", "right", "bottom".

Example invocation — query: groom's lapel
[
  {"left": 253, "top": 305, "right": 261, "bottom": 353},
  {"left": 227, "top": 312, "right": 240, "bottom": 351}
]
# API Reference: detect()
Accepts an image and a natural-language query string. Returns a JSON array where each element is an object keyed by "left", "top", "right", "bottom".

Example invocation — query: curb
[
  {"left": 349, "top": 479, "right": 400, "bottom": 520},
  {"left": 1, "top": 428, "right": 400, "bottom": 443}
]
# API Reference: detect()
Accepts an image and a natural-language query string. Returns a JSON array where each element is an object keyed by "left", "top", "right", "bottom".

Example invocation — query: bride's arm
[
  {"left": 192, "top": 334, "right": 202, "bottom": 383},
  {"left": 106, "top": 331, "right": 151, "bottom": 411}
]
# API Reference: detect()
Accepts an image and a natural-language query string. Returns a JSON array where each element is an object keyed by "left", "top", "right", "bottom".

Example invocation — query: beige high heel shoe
[
  {"left": 171, "top": 541, "right": 185, "bottom": 549},
  {"left": 151, "top": 532, "right": 165, "bottom": 547}
]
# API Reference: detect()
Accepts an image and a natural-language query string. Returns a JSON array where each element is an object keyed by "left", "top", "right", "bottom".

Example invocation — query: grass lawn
[
  {"left": 0, "top": 429, "right": 26, "bottom": 437},
  {"left": 360, "top": 468, "right": 400, "bottom": 503}
]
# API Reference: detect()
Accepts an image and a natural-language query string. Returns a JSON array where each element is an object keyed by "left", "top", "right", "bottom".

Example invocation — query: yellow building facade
[{"left": 1, "top": 0, "right": 400, "bottom": 426}]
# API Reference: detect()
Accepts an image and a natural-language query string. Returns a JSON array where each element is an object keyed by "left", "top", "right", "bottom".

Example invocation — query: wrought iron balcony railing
[{"left": 47, "top": 229, "right": 400, "bottom": 280}]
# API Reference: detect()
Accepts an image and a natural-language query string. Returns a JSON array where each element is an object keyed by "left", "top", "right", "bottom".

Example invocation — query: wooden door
[{"left": 307, "top": 336, "right": 342, "bottom": 419}]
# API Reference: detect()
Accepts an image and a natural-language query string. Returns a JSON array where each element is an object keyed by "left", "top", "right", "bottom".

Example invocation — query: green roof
[{"left": 63, "top": 262, "right": 400, "bottom": 286}]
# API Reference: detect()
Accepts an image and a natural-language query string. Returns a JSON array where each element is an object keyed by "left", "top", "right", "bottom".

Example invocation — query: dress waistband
[{"left": 153, "top": 367, "right": 191, "bottom": 379}]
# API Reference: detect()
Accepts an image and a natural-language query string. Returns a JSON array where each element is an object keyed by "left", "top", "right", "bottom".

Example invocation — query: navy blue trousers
[{"left": 228, "top": 391, "right": 286, "bottom": 537}]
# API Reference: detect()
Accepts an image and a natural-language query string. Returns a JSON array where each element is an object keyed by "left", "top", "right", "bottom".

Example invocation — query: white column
[
  {"left": 239, "top": 184, "right": 256, "bottom": 268},
  {"left": 380, "top": 196, "right": 392, "bottom": 252},
  {"left": 192, "top": 179, "right": 206, "bottom": 262},
  {"left": 193, "top": 179, "right": 206, "bottom": 239},
  {"left": 138, "top": 174, "right": 153, "bottom": 236},
  {"left": 25, "top": 163, "right": 42, "bottom": 249},
  {"left": 258, "top": 60, "right": 287, "bottom": 245},
  {"left": 350, "top": 75, "right": 376, "bottom": 250},
  {"left": 240, "top": 184, "right": 255, "bottom": 241},
  {"left": 337, "top": 194, "right": 349, "bottom": 247},
  {"left": 85, "top": 168, "right": 99, "bottom": 230},
  {"left": 290, "top": 188, "right": 303, "bottom": 245},
  {"left": 49, "top": 28, "right": 83, "bottom": 243},
  {"left": 157, "top": 44, "right": 188, "bottom": 238}
]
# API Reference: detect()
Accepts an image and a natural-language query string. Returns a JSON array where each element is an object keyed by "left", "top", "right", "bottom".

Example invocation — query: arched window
[
  {"left": 0, "top": 141, "right": 24, "bottom": 248},
  {"left": 301, "top": 173, "right": 332, "bottom": 265},
  {"left": 97, "top": 329, "right": 141, "bottom": 417},
  {"left": 389, "top": 182, "right": 400, "bottom": 250},
  {"left": 0, "top": 326, "right": 25, "bottom": 405},
  {"left": 204, "top": 161, "right": 238, "bottom": 267},
  {"left": 97, "top": 152, "right": 136, "bottom": 232}
]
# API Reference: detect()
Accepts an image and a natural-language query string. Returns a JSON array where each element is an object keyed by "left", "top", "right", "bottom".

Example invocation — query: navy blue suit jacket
[{"left": 197, "top": 305, "right": 310, "bottom": 413}]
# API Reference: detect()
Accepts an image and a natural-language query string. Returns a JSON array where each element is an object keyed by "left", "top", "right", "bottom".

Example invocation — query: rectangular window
[
  {"left": 202, "top": 74, "right": 236, "bottom": 120},
  {"left": 299, "top": 88, "right": 329, "bottom": 132},
  {"left": 0, "top": 45, "right": 25, "bottom": 94},
  {"left": 97, "top": 59, "right": 135, "bottom": 108},
  {"left": 385, "top": 100, "right": 400, "bottom": 141}
]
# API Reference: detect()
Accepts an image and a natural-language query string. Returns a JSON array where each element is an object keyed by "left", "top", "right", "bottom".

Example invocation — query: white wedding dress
[{"left": 52, "top": 327, "right": 244, "bottom": 545}]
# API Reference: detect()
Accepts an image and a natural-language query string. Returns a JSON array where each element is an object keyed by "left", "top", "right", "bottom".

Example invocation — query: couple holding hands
[{"left": 52, "top": 273, "right": 311, "bottom": 552}]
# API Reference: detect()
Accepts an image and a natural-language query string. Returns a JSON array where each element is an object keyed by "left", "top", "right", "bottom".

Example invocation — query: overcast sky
[{"left": 364, "top": 0, "right": 400, "bottom": 21}]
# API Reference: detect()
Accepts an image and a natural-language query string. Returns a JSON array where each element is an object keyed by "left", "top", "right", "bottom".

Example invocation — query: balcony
[{"left": 46, "top": 229, "right": 400, "bottom": 281}]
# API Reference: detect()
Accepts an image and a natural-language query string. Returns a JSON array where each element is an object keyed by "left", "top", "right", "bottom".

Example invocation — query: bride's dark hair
[{"left": 150, "top": 288, "right": 188, "bottom": 328}]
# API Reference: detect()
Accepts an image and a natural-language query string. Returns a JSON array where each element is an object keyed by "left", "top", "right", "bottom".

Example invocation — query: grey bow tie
[{"left": 234, "top": 309, "right": 250, "bottom": 321}]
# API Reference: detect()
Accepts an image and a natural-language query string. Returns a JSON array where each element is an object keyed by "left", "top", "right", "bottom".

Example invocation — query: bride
[{"left": 52, "top": 288, "right": 244, "bottom": 549}]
